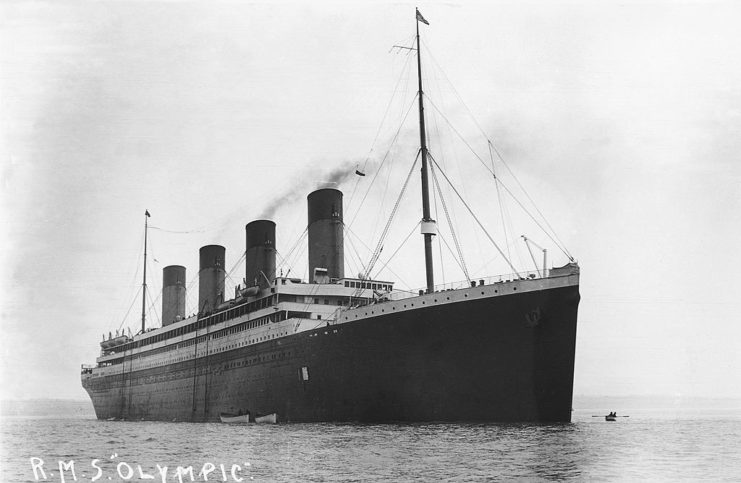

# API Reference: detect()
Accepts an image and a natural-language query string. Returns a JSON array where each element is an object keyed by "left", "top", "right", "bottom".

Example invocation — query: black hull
[{"left": 83, "top": 284, "right": 579, "bottom": 422}]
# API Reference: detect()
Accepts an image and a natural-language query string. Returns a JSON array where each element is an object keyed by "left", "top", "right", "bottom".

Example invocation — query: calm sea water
[{"left": 2, "top": 406, "right": 740, "bottom": 482}]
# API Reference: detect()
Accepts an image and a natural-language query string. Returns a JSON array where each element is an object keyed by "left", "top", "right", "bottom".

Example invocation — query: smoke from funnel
[{"left": 258, "top": 160, "right": 369, "bottom": 219}]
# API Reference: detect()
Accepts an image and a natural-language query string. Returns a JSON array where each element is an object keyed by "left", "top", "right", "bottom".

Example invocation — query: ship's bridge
[{"left": 273, "top": 276, "right": 393, "bottom": 296}]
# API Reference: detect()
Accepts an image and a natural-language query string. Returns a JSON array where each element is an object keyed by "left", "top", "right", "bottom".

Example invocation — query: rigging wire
[
  {"left": 431, "top": 161, "right": 445, "bottom": 285},
  {"left": 149, "top": 226, "right": 205, "bottom": 234},
  {"left": 499, "top": 184, "right": 527, "bottom": 271},
  {"left": 226, "top": 251, "right": 247, "bottom": 281},
  {"left": 488, "top": 140, "right": 574, "bottom": 261},
  {"left": 346, "top": 93, "right": 419, "bottom": 232},
  {"left": 281, "top": 227, "right": 308, "bottom": 265},
  {"left": 488, "top": 142, "right": 512, "bottom": 263},
  {"left": 223, "top": 250, "right": 247, "bottom": 299},
  {"left": 344, "top": 224, "right": 412, "bottom": 290},
  {"left": 362, "top": 37, "right": 417, "bottom": 245},
  {"left": 184, "top": 272, "right": 200, "bottom": 317},
  {"left": 425, "top": 41, "right": 469, "bottom": 252},
  {"left": 417, "top": 46, "right": 574, "bottom": 261},
  {"left": 423, "top": 40, "right": 493, "bottom": 147},
  {"left": 425, "top": 95, "right": 573, "bottom": 262},
  {"left": 117, "top": 286, "right": 142, "bottom": 332},
  {"left": 428, "top": 153, "right": 521, "bottom": 277},
  {"left": 426, "top": 68, "right": 447, "bottom": 286},
  {"left": 436, "top": 231, "right": 471, "bottom": 284},
  {"left": 343, "top": 225, "right": 369, "bottom": 278},
  {"left": 145, "top": 286, "right": 161, "bottom": 328},
  {"left": 372, "top": 220, "right": 420, "bottom": 282},
  {"left": 110, "top": 230, "right": 145, "bottom": 331},
  {"left": 278, "top": 227, "right": 309, "bottom": 276},
  {"left": 347, "top": 35, "right": 416, "bottom": 211},
  {"left": 287, "top": 234, "right": 310, "bottom": 278},
  {"left": 430, "top": 162, "right": 470, "bottom": 283},
  {"left": 146, "top": 231, "right": 163, "bottom": 321},
  {"left": 369, "top": 135, "right": 396, "bottom": 254},
  {"left": 361, "top": 150, "right": 420, "bottom": 285}
]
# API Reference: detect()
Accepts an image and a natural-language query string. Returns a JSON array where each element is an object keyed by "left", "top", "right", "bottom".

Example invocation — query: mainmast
[
  {"left": 416, "top": 8, "right": 436, "bottom": 294},
  {"left": 141, "top": 209, "right": 150, "bottom": 333}
]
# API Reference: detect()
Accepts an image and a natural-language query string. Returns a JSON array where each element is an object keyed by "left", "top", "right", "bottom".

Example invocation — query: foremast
[
  {"left": 141, "top": 210, "right": 150, "bottom": 333},
  {"left": 415, "top": 8, "right": 436, "bottom": 294}
]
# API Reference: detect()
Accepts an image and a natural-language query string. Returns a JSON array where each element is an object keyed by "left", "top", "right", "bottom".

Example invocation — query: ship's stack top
[
  {"left": 245, "top": 220, "right": 276, "bottom": 290},
  {"left": 198, "top": 244, "right": 225, "bottom": 316},
  {"left": 162, "top": 265, "right": 186, "bottom": 326},
  {"left": 307, "top": 188, "right": 344, "bottom": 284}
]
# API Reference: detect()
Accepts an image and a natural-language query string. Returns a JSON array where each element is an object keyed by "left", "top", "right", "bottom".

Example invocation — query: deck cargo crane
[{"left": 521, "top": 235, "right": 548, "bottom": 278}]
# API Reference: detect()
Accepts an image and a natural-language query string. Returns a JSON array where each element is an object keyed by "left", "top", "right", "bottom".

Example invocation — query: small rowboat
[
  {"left": 592, "top": 413, "right": 629, "bottom": 422},
  {"left": 219, "top": 412, "right": 250, "bottom": 423},
  {"left": 255, "top": 413, "right": 277, "bottom": 424}
]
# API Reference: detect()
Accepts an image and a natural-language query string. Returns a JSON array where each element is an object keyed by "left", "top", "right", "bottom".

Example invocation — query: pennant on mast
[{"left": 416, "top": 8, "right": 429, "bottom": 25}]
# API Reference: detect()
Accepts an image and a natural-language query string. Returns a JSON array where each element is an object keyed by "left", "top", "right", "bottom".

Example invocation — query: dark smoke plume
[{"left": 258, "top": 159, "right": 367, "bottom": 219}]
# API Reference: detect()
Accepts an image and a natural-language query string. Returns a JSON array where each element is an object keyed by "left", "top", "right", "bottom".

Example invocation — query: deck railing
[{"left": 386, "top": 269, "right": 551, "bottom": 301}]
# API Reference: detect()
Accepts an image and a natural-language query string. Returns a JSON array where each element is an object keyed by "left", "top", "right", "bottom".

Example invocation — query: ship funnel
[
  {"left": 245, "top": 220, "right": 276, "bottom": 290},
  {"left": 307, "top": 188, "right": 344, "bottom": 283},
  {"left": 162, "top": 265, "right": 186, "bottom": 326},
  {"left": 198, "top": 245, "right": 225, "bottom": 316}
]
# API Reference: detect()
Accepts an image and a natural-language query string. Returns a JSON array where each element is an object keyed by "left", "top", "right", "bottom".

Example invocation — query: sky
[{"left": 1, "top": 0, "right": 740, "bottom": 402}]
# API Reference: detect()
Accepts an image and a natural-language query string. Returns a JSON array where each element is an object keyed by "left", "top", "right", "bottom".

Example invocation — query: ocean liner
[{"left": 81, "top": 9, "right": 580, "bottom": 423}]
